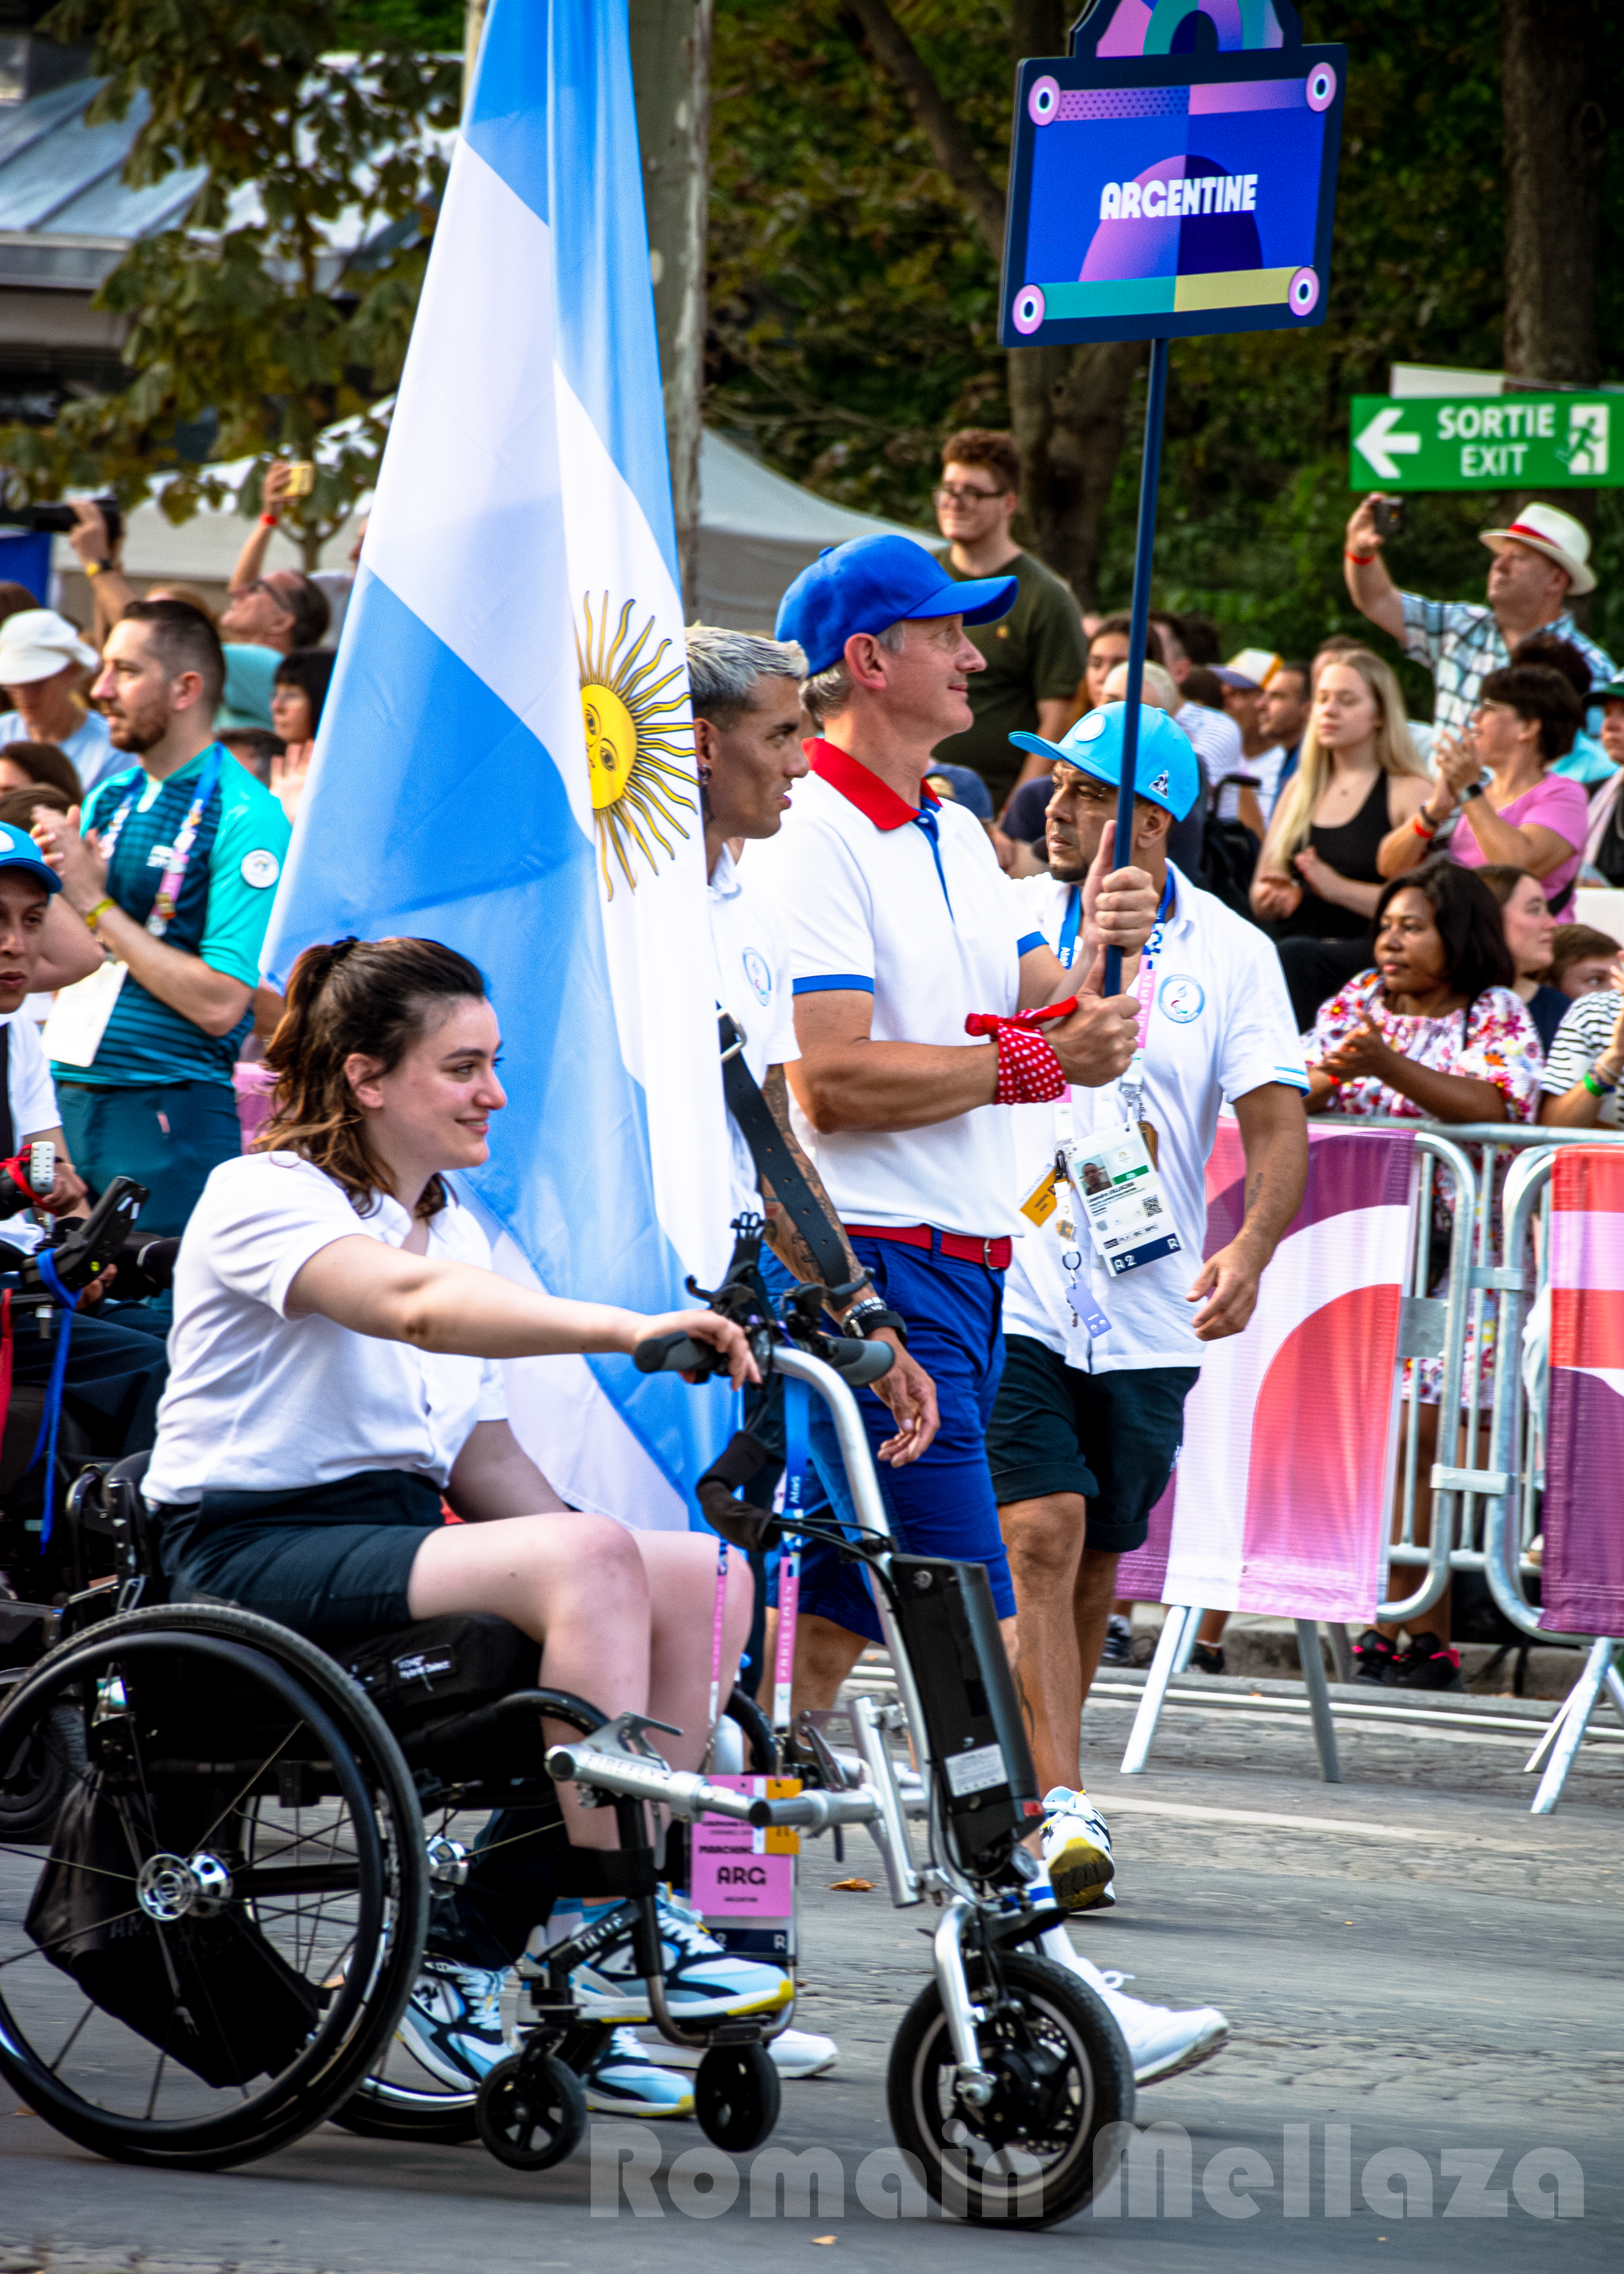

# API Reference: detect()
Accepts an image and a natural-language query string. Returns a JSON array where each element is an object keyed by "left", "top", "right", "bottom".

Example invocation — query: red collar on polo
[{"left": 805, "top": 738, "right": 941, "bottom": 832}]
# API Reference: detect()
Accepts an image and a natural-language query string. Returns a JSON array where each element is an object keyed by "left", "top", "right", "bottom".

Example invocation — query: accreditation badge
[{"left": 1067, "top": 1121, "right": 1182, "bottom": 1277}]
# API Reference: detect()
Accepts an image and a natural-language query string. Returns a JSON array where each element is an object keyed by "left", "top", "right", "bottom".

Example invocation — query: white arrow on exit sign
[{"left": 1354, "top": 406, "right": 1422, "bottom": 481}]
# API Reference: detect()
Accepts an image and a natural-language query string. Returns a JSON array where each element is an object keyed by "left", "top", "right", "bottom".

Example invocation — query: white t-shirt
[
  {"left": 1539, "top": 990, "right": 1621, "bottom": 1127},
  {"left": 747, "top": 748, "right": 1044, "bottom": 1239},
  {"left": 709, "top": 843, "right": 801, "bottom": 1221},
  {"left": 1002, "top": 863, "right": 1308, "bottom": 1372},
  {"left": 0, "top": 707, "right": 117, "bottom": 795},
  {"left": 145, "top": 1152, "right": 508, "bottom": 1505},
  {"left": 1, "top": 1008, "right": 60, "bottom": 1141},
  {"left": 1175, "top": 701, "right": 1243, "bottom": 790}
]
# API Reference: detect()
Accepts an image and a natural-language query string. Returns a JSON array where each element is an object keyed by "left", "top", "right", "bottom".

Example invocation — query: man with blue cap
[
  {"left": 990, "top": 701, "right": 1308, "bottom": 1935},
  {"left": 748, "top": 533, "right": 1159, "bottom": 1729}
]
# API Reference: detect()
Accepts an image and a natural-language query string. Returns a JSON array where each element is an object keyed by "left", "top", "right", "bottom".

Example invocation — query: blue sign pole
[{"left": 1104, "top": 332, "right": 1169, "bottom": 999}]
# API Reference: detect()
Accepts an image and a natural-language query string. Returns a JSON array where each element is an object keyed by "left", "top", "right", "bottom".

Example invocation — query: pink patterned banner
[
  {"left": 1116, "top": 1122, "right": 1415, "bottom": 1622},
  {"left": 1540, "top": 1149, "right": 1624, "bottom": 1636}
]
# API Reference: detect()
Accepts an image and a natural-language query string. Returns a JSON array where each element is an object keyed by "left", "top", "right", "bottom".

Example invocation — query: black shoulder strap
[
  {"left": 717, "top": 1013, "right": 853, "bottom": 1292},
  {"left": 0, "top": 1024, "right": 13, "bottom": 1160}
]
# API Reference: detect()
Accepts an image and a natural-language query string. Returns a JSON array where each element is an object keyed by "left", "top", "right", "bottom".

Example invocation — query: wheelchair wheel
[
  {"left": 0, "top": 1604, "right": 428, "bottom": 2170},
  {"left": 476, "top": 2049, "right": 586, "bottom": 2170},
  {"left": 696, "top": 2040, "right": 781, "bottom": 2151},
  {"left": 886, "top": 1951, "right": 1133, "bottom": 2228},
  {"left": 0, "top": 1699, "right": 86, "bottom": 1842}
]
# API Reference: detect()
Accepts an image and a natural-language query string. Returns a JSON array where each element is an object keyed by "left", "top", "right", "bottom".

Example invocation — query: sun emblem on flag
[{"left": 576, "top": 593, "right": 696, "bottom": 899}]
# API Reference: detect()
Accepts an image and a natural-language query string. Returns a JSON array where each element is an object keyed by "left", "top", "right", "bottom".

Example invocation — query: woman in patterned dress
[{"left": 1301, "top": 860, "right": 1543, "bottom": 1690}]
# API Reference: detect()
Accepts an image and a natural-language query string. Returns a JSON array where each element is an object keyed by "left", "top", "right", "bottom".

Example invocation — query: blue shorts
[{"left": 796, "top": 1233, "right": 1015, "bottom": 1646}]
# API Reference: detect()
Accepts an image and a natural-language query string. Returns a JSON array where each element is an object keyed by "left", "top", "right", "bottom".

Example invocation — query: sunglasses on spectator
[{"left": 933, "top": 483, "right": 1006, "bottom": 506}]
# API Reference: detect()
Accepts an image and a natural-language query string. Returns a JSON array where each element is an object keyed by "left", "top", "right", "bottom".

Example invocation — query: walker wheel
[
  {"left": 695, "top": 2040, "right": 781, "bottom": 2151},
  {"left": 475, "top": 2051, "right": 586, "bottom": 2171}
]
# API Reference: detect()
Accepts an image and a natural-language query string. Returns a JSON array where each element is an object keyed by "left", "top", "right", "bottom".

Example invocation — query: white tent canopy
[{"left": 693, "top": 430, "right": 933, "bottom": 628}]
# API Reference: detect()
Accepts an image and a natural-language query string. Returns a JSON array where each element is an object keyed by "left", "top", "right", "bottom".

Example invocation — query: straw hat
[{"left": 1479, "top": 502, "right": 1595, "bottom": 596}]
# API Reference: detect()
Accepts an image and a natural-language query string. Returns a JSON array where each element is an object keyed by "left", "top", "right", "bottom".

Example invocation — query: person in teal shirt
[{"left": 32, "top": 600, "right": 291, "bottom": 1234}]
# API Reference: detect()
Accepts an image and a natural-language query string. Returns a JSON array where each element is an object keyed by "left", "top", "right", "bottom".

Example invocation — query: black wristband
[{"left": 852, "top": 1305, "right": 908, "bottom": 1347}]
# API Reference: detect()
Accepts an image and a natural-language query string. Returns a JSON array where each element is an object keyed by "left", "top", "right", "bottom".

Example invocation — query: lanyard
[
  {"left": 1120, "top": 874, "right": 1175, "bottom": 1125},
  {"left": 1058, "top": 884, "right": 1082, "bottom": 971},
  {"left": 707, "top": 1536, "right": 731, "bottom": 1732},
  {"left": 95, "top": 745, "right": 225, "bottom": 941},
  {"left": 771, "top": 1375, "right": 809, "bottom": 1731}
]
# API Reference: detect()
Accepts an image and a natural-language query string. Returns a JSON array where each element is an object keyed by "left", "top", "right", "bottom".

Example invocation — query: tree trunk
[
  {"left": 629, "top": 0, "right": 712, "bottom": 617},
  {"left": 1010, "top": 340, "right": 1143, "bottom": 608},
  {"left": 462, "top": 0, "right": 488, "bottom": 118},
  {"left": 1501, "top": 0, "right": 1606, "bottom": 386}
]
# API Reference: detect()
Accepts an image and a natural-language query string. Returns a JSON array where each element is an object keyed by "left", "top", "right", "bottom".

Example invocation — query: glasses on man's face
[{"left": 933, "top": 484, "right": 1003, "bottom": 507}]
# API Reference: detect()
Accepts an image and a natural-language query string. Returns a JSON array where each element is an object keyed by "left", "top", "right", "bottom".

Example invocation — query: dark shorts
[
  {"left": 154, "top": 1470, "right": 444, "bottom": 1641},
  {"left": 796, "top": 1234, "right": 1015, "bottom": 1646},
  {"left": 987, "top": 1336, "right": 1199, "bottom": 1555}
]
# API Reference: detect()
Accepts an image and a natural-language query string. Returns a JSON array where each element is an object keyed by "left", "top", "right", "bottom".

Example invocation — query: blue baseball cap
[
  {"left": 1009, "top": 702, "right": 1201, "bottom": 822},
  {"left": 923, "top": 761, "right": 994, "bottom": 822},
  {"left": 0, "top": 822, "right": 62, "bottom": 895},
  {"left": 775, "top": 534, "right": 1017, "bottom": 677}
]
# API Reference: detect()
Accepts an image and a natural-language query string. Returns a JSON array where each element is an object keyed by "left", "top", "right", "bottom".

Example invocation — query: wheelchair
[{"left": 0, "top": 1253, "right": 1134, "bottom": 2227}]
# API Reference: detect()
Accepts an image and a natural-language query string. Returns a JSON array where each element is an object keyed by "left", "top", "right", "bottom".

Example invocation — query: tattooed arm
[
  {"left": 757, "top": 1063, "right": 941, "bottom": 1463},
  {"left": 1184, "top": 1084, "right": 1308, "bottom": 1342}
]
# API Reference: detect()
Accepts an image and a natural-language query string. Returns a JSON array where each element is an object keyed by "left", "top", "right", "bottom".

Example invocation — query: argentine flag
[{"left": 263, "top": 0, "right": 734, "bottom": 1528}]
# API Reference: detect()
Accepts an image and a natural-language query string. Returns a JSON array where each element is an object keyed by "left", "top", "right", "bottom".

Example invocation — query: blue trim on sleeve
[
  {"left": 1016, "top": 931, "right": 1046, "bottom": 958},
  {"left": 793, "top": 974, "right": 875, "bottom": 995}
]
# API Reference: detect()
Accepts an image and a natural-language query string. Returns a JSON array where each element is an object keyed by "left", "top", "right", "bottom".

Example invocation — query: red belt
[{"left": 844, "top": 1222, "right": 1012, "bottom": 1271}]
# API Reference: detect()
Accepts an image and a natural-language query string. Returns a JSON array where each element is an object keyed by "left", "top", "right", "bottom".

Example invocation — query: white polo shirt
[
  {"left": 708, "top": 843, "right": 800, "bottom": 1221},
  {"left": 1, "top": 1009, "right": 60, "bottom": 1142},
  {"left": 747, "top": 742, "right": 1045, "bottom": 1239},
  {"left": 145, "top": 1152, "right": 508, "bottom": 1505},
  {"left": 1003, "top": 862, "right": 1308, "bottom": 1372}
]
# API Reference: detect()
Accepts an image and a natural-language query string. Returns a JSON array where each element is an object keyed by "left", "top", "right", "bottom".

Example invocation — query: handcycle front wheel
[{"left": 886, "top": 1951, "right": 1134, "bottom": 2228}]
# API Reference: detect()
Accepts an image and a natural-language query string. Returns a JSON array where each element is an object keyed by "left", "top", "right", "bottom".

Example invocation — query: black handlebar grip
[
  {"left": 633, "top": 1332, "right": 708, "bottom": 1375},
  {"left": 826, "top": 1335, "right": 896, "bottom": 1386}
]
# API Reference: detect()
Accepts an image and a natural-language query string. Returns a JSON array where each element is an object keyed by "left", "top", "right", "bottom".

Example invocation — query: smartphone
[
  {"left": 281, "top": 460, "right": 316, "bottom": 498},
  {"left": 1372, "top": 497, "right": 1404, "bottom": 541}
]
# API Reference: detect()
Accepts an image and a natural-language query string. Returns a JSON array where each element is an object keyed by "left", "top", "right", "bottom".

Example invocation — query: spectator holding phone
[{"left": 1344, "top": 496, "right": 1614, "bottom": 738}]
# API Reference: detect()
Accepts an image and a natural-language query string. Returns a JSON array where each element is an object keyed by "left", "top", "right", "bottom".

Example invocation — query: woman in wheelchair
[{"left": 141, "top": 934, "right": 780, "bottom": 2103}]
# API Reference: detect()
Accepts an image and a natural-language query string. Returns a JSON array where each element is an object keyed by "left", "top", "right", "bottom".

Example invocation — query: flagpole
[{"left": 1104, "top": 333, "right": 1170, "bottom": 998}]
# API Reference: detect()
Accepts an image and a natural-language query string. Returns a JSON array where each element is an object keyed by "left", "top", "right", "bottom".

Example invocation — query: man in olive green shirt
[{"left": 928, "top": 428, "right": 1088, "bottom": 808}]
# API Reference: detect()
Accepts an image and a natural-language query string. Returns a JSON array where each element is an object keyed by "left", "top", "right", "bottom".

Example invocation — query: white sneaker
[
  {"left": 1039, "top": 1784, "right": 1115, "bottom": 1910},
  {"left": 1039, "top": 1927, "right": 1227, "bottom": 2085},
  {"left": 396, "top": 1956, "right": 511, "bottom": 2087},
  {"left": 526, "top": 1894, "right": 793, "bottom": 2025},
  {"left": 585, "top": 2026, "right": 696, "bottom": 2117},
  {"left": 639, "top": 2024, "right": 838, "bottom": 2079}
]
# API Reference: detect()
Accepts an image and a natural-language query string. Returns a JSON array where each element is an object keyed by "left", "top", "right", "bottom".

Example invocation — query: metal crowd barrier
[{"left": 1120, "top": 1119, "right": 1624, "bottom": 1813}]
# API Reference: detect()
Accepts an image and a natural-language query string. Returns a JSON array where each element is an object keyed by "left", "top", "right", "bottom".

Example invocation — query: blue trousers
[{"left": 796, "top": 1233, "right": 1015, "bottom": 1646}]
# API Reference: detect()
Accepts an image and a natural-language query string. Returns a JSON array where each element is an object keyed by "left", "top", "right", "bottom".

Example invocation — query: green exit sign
[{"left": 1349, "top": 393, "right": 1623, "bottom": 490}]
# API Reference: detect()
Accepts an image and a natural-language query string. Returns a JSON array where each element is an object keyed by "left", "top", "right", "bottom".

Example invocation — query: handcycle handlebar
[
  {"left": 544, "top": 1736, "right": 881, "bottom": 1831},
  {"left": 634, "top": 1328, "right": 896, "bottom": 1387}
]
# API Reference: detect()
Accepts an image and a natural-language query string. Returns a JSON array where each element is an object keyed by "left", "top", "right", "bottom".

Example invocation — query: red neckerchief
[{"left": 804, "top": 738, "right": 940, "bottom": 832}]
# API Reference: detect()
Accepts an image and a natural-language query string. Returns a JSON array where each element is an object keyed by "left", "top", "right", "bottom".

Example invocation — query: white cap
[
  {"left": 1479, "top": 502, "right": 1595, "bottom": 596},
  {"left": 0, "top": 608, "right": 98, "bottom": 685}
]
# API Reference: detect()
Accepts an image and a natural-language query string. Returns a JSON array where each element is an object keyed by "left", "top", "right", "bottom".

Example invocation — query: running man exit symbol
[{"left": 1564, "top": 404, "right": 1609, "bottom": 477}]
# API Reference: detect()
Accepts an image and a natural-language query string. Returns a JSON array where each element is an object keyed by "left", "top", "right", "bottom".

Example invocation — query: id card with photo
[{"left": 1067, "top": 1122, "right": 1182, "bottom": 1278}]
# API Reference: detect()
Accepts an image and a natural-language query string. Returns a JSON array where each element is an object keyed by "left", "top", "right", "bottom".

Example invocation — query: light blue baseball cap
[
  {"left": 1009, "top": 701, "right": 1201, "bottom": 822},
  {"left": 0, "top": 822, "right": 62, "bottom": 895}
]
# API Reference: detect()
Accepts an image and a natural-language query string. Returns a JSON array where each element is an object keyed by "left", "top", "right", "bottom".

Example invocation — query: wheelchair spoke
[
  {"left": 143, "top": 2052, "right": 166, "bottom": 2122},
  {"left": 0, "top": 1844, "right": 134, "bottom": 1885},
  {"left": 0, "top": 1903, "right": 149, "bottom": 1967},
  {"left": 48, "top": 2000, "right": 93, "bottom": 2076}
]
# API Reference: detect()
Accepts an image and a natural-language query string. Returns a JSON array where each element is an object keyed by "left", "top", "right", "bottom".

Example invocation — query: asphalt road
[{"left": 2, "top": 1688, "right": 1620, "bottom": 2271}]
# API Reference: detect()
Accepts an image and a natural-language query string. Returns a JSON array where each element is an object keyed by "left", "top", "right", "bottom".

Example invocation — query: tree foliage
[
  {"left": 0, "top": 0, "right": 460, "bottom": 565},
  {"left": 709, "top": 1, "right": 1624, "bottom": 694}
]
